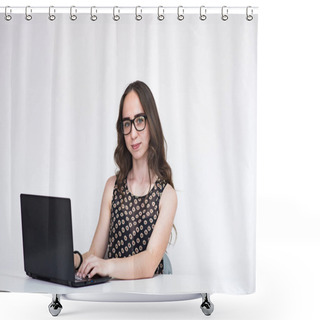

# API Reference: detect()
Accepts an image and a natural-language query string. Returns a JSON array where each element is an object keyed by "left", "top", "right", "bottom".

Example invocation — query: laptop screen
[{"left": 20, "top": 194, "right": 75, "bottom": 281}]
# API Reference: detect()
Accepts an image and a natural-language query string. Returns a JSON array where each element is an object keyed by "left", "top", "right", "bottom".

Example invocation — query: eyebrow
[{"left": 122, "top": 113, "right": 146, "bottom": 121}]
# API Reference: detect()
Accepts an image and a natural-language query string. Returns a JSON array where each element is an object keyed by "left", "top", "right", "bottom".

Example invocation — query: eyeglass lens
[{"left": 122, "top": 115, "right": 146, "bottom": 135}]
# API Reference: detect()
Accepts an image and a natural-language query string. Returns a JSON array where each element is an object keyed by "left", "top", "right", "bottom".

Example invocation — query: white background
[{"left": 1, "top": 0, "right": 320, "bottom": 319}]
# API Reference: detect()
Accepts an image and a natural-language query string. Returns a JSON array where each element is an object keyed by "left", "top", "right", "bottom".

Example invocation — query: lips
[{"left": 131, "top": 143, "right": 141, "bottom": 150}]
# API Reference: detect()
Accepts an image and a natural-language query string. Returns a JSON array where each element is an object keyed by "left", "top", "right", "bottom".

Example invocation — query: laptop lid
[{"left": 20, "top": 194, "right": 75, "bottom": 283}]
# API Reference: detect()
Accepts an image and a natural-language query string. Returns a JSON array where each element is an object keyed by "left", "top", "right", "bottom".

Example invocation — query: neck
[{"left": 129, "top": 156, "right": 154, "bottom": 183}]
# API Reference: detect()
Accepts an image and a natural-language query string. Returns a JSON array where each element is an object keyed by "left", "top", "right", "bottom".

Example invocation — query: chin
[{"left": 131, "top": 149, "right": 148, "bottom": 161}]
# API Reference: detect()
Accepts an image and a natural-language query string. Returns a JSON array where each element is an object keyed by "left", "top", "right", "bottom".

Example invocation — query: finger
[
  {"left": 88, "top": 266, "right": 98, "bottom": 279},
  {"left": 77, "top": 260, "right": 87, "bottom": 276},
  {"left": 83, "top": 259, "right": 98, "bottom": 278},
  {"left": 78, "top": 255, "right": 94, "bottom": 276},
  {"left": 82, "top": 262, "right": 93, "bottom": 278},
  {"left": 78, "top": 263, "right": 90, "bottom": 278}
]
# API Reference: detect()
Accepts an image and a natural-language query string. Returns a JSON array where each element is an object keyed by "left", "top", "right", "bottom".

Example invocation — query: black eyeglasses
[{"left": 121, "top": 114, "right": 147, "bottom": 135}]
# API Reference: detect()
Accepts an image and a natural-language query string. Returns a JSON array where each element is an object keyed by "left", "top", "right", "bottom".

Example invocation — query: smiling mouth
[{"left": 132, "top": 143, "right": 141, "bottom": 150}]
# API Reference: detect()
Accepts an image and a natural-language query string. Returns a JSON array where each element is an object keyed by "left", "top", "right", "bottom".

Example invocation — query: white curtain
[{"left": 0, "top": 9, "right": 257, "bottom": 294}]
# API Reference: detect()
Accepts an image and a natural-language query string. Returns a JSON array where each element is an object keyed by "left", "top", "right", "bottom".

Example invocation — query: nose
[{"left": 130, "top": 124, "right": 138, "bottom": 139}]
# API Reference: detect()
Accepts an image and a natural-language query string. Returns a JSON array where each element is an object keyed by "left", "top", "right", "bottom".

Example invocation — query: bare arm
[
  {"left": 74, "top": 176, "right": 115, "bottom": 269},
  {"left": 77, "top": 184, "right": 177, "bottom": 280}
]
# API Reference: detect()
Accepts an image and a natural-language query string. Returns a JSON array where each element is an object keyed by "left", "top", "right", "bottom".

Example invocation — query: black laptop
[{"left": 20, "top": 194, "right": 111, "bottom": 287}]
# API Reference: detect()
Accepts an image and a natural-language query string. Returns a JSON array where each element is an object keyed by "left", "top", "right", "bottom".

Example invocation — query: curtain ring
[
  {"left": 91, "top": 6, "right": 98, "bottom": 21},
  {"left": 70, "top": 6, "right": 77, "bottom": 21},
  {"left": 200, "top": 6, "right": 207, "bottom": 21},
  {"left": 113, "top": 6, "right": 120, "bottom": 21},
  {"left": 246, "top": 6, "right": 254, "bottom": 21},
  {"left": 4, "top": 6, "right": 12, "bottom": 21},
  {"left": 49, "top": 6, "right": 56, "bottom": 21},
  {"left": 221, "top": 6, "right": 228, "bottom": 21},
  {"left": 135, "top": 6, "right": 142, "bottom": 21},
  {"left": 158, "top": 6, "right": 165, "bottom": 21},
  {"left": 177, "top": 6, "right": 184, "bottom": 21},
  {"left": 25, "top": 6, "right": 32, "bottom": 21}
]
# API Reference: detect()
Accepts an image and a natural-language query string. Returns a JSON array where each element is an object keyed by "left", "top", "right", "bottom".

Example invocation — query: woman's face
[{"left": 122, "top": 90, "right": 150, "bottom": 161}]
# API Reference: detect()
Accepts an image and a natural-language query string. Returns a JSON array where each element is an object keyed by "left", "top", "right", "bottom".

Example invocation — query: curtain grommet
[
  {"left": 91, "top": 6, "right": 98, "bottom": 21},
  {"left": 48, "top": 6, "right": 56, "bottom": 21},
  {"left": 177, "top": 6, "right": 184, "bottom": 21},
  {"left": 113, "top": 6, "right": 120, "bottom": 21},
  {"left": 158, "top": 6, "right": 165, "bottom": 21},
  {"left": 200, "top": 6, "right": 207, "bottom": 21},
  {"left": 246, "top": 6, "right": 254, "bottom": 21},
  {"left": 135, "top": 6, "right": 142, "bottom": 21},
  {"left": 4, "top": 6, "right": 12, "bottom": 21},
  {"left": 221, "top": 6, "right": 228, "bottom": 21},
  {"left": 70, "top": 6, "right": 77, "bottom": 21},
  {"left": 25, "top": 6, "right": 32, "bottom": 21}
]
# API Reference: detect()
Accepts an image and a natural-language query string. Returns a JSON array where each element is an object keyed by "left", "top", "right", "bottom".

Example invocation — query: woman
[{"left": 75, "top": 81, "right": 177, "bottom": 280}]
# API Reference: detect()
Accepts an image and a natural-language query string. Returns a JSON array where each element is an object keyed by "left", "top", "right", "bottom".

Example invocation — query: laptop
[{"left": 20, "top": 194, "right": 111, "bottom": 287}]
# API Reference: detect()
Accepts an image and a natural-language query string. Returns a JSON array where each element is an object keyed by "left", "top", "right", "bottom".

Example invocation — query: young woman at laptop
[{"left": 74, "top": 81, "right": 177, "bottom": 280}]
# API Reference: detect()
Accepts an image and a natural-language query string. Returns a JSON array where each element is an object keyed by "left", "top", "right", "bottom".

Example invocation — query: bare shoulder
[
  {"left": 103, "top": 175, "right": 117, "bottom": 204},
  {"left": 160, "top": 183, "right": 177, "bottom": 211},
  {"left": 105, "top": 175, "right": 117, "bottom": 190},
  {"left": 162, "top": 183, "right": 177, "bottom": 199}
]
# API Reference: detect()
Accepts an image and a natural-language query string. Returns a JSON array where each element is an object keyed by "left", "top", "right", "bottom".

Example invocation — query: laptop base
[{"left": 28, "top": 272, "right": 111, "bottom": 287}]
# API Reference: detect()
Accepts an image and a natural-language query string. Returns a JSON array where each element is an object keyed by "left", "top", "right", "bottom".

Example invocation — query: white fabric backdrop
[{"left": 0, "top": 11, "right": 257, "bottom": 294}]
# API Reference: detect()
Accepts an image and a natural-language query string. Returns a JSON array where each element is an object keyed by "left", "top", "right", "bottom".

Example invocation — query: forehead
[{"left": 122, "top": 91, "right": 144, "bottom": 119}]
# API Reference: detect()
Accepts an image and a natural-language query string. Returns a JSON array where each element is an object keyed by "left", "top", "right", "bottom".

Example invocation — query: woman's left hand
[{"left": 77, "top": 254, "right": 109, "bottom": 279}]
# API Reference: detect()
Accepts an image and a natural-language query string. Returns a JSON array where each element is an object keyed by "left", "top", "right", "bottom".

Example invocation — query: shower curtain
[{"left": 0, "top": 7, "right": 257, "bottom": 294}]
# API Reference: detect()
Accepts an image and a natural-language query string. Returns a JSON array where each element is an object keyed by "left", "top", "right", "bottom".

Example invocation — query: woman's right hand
[{"left": 76, "top": 254, "right": 111, "bottom": 279}]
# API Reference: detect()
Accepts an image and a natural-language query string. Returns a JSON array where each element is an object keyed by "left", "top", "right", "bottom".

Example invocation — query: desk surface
[{"left": 0, "top": 272, "right": 212, "bottom": 301}]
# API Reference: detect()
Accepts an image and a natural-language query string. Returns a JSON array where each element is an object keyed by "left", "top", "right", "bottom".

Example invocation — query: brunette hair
[
  {"left": 114, "top": 80, "right": 174, "bottom": 190},
  {"left": 114, "top": 81, "right": 177, "bottom": 244}
]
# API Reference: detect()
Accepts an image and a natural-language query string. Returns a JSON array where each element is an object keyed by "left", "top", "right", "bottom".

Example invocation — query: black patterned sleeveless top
[{"left": 107, "top": 177, "right": 168, "bottom": 274}]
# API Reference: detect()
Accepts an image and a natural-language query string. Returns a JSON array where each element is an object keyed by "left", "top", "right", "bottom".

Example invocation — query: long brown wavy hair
[
  {"left": 114, "top": 80, "right": 176, "bottom": 243},
  {"left": 114, "top": 81, "right": 174, "bottom": 189}
]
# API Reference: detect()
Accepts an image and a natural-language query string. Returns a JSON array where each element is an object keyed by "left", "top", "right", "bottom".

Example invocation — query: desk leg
[
  {"left": 200, "top": 293, "right": 214, "bottom": 316},
  {"left": 48, "top": 294, "right": 63, "bottom": 317}
]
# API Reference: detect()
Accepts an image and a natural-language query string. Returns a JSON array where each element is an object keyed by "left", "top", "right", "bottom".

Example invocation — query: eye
[
  {"left": 123, "top": 121, "right": 131, "bottom": 128},
  {"left": 136, "top": 116, "right": 145, "bottom": 124}
]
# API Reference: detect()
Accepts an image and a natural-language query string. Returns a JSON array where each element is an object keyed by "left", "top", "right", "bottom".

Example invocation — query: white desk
[{"left": 0, "top": 272, "right": 214, "bottom": 316}]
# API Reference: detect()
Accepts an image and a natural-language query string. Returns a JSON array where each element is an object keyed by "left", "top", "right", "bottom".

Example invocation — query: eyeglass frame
[{"left": 121, "top": 113, "right": 148, "bottom": 135}]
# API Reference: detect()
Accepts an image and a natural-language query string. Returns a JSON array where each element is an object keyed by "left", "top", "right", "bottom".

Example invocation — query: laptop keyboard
[
  {"left": 75, "top": 274, "right": 88, "bottom": 282},
  {"left": 75, "top": 273, "right": 102, "bottom": 282}
]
